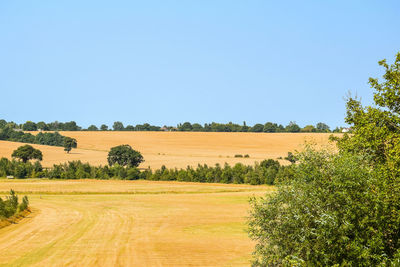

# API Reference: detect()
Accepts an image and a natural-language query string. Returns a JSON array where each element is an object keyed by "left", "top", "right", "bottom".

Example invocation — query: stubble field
[
  {"left": 0, "top": 132, "right": 337, "bottom": 169},
  {"left": 0, "top": 132, "right": 338, "bottom": 266},
  {"left": 0, "top": 179, "right": 272, "bottom": 266}
]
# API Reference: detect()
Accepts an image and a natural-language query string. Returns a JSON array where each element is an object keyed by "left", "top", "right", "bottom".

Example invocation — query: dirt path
[{"left": 0, "top": 183, "right": 267, "bottom": 266}]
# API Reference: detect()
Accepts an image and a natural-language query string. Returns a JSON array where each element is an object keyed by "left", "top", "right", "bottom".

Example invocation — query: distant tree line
[
  {"left": 0, "top": 190, "right": 29, "bottom": 220},
  {"left": 1, "top": 119, "right": 342, "bottom": 133},
  {"left": 0, "top": 157, "right": 291, "bottom": 185}
]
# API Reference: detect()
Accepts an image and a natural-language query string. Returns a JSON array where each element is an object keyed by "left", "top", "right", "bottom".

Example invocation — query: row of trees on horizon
[{"left": 0, "top": 119, "right": 345, "bottom": 133}]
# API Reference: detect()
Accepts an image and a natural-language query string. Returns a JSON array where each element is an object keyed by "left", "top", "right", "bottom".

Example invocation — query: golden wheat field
[
  {"left": 0, "top": 133, "right": 338, "bottom": 266},
  {"left": 0, "top": 132, "right": 337, "bottom": 169},
  {"left": 0, "top": 179, "right": 272, "bottom": 266}
]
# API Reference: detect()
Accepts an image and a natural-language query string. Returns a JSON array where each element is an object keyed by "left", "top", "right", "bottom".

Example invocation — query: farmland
[
  {"left": 0, "top": 132, "right": 337, "bottom": 169},
  {"left": 0, "top": 179, "right": 272, "bottom": 266},
  {"left": 0, "top": 132, "right": 335, "bottom": 265}
]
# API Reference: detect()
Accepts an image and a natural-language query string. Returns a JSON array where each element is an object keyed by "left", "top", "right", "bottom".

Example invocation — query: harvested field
[
  {"left": 0, "top": 179, "right": 271, "bottom": 195},
  {"left": 0, "top": 132, "right": 338, "bottom": 168},
  {"left": 0, "top": 179, "right": 272, "bottom": 266},
  {"left": 0, "top": 140, "right": 107, "bottom": 167}
]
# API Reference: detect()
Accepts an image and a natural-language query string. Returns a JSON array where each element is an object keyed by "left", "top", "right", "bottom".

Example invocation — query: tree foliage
[
  {"left": 22, "top": 121, "right": 37, "bottom": 131},
  {"left": 0, "top": 126, "right": 69, "bottom": 147},
  {"left": 112, "top": 121, "right": 124, "bottom": 131},
  {"left": 334, "top": 52, "right": 400, "bottom": 167},
  {"left": 0, "top": 190, "right": 29, "bottom": 219},
  {"left": 87, "top": 125, "right": 98, "bottom": 131},
  {"left": 11, "top": 145, "right": 43, "bottom": 163},
  {"left": 316, "top": 122, "right": 330, "bottom": 132},
  {"left": 107, "top": 145, "right": 144, "bottom": 167},
  {"left": 0, "top": 155, "right": 286, "bottom": 185},
  {"left": 249, "top": 52, "right": 400, "bottom": 265},
  {"left": 63, "top": 137, "right": 77, "bottom": 153},
  {"left": 249, "top": 149, "right": 399, "bottom": 266},
  {"left": 285, "top": 121, "right": 301, "bottom": 132},
  {"left": 1, "top": 119, "right": 337, "bottom": 133}
]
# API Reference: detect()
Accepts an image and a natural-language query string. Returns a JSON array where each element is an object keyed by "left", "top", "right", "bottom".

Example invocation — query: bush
[
  {"left": 18, "top": 196, "right": 29, "bottom": 212},
  {"left": 0, "top": 190, "right": 28, "bottom": 219},
  {"left": 248, "top": 148, "right": 400, "bottom": 265},
  {"left": 234, "top": 154, "right": 243, "bottom": 158}
]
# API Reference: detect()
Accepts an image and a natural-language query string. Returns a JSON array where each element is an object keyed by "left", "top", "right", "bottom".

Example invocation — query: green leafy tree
[
  {"left": 22, "top": 121, "right": 37, "bottom": 131},
  {"left": 191, "top": 123, "right": 203, "bottom": 131},
  {"left": 107, "top": 145, "right": 144, "bottom": 167},
  {"left": 36, "top": 121, "right": 49, "bottom": 131},
  {"left": 113, "top": 121, "right": 124, "bottom": 131},
  {"left": 316, "top": 122, "right": 330, "bottom": 132},
  {"left": 334, "top": 52, "right": 400, "bottom": 166},
  {"left": 125, "top": 125, "right": 135, "bottom": 131},
  {"left": 100, "top": 124, "right": 108, "bottom": 131},
  {"left": 179, "top": 122, "right": 193, "bottom": 131},
  {"left": 63, "top": 121, "right": 81, "bottom": 131},
  {"left": 251, "top": 123, "right": 264, "bottom": 132},
  {"left": 263, "top": 122, "right": 277, "bottom": 132},
  {"left": 241, "top": 121, "right": 249, "bottom": 132},
  {"left": 63, "top": 137, "right": 77, "bottom": 153},
  {"left": 11, "top": 145, "right": 42, "bottom": 163},
  {"left": 301, "top": 125, "right": 316, "bottom": 132},
  {"left": 285, "top": 121, "right": 301, "bottom": 132},
  {"left": 249, "top": 149, "right": 397, "bottom": 266},
  {"left": 0, "top": 119, "right": 6, "bottom": 129},
  {"left": 87, "top": 125, "right": 98, "bottom": 131},
  {"left": 277, "top": 124, "right": 285, "bottom": 132},
  {"left": 249, "top": 52, "right": 400, "bottom": 266}
]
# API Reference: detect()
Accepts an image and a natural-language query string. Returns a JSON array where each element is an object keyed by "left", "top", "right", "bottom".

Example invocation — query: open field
[
  {"left": 0, "top": 132, "right": 338, "bottom": 169},
  {"left": 0, "top": 140, "right": 107, "bottom": 167},
  {"left": 0, "top": 179, "right": 272, "bottom": 266}
]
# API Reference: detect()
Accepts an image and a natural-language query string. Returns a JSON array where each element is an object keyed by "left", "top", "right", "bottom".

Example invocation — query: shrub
[
  {"left": 0, "top": 190, "right": 20, "bottom": 218},
  {"left": 248, "top": 148, "right": 400, "bottom": 265},
  {"left": 234, "top": 154, "right": 243, "bottom": 158},
  {"left": 18, "top": 196, "right": 29, "bottom": 212}
]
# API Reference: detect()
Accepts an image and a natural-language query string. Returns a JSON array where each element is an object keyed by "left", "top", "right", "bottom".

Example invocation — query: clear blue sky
[{"left": 1, "top": 1, "right": 399, "bottom": 129}]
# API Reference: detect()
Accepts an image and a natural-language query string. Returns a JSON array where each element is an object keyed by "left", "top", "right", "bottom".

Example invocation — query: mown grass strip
[{"left": 0, "top": 188, "right": 269, "bottom": 195}]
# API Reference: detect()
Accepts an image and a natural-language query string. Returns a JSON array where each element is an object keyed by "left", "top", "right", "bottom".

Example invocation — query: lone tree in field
[
  {"left": 107, "top": 144, "right": 144, "bottom": 167},
  {"left": 12, "top": 145, "right": 42, "bottom": 163},
  {"left": 63, "top": 137, "right": 77, "bottom": 153}
]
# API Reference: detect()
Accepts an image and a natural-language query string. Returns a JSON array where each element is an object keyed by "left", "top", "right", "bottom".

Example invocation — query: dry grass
[
  {"left": 0, "top": 178, "right": 271, "bottom": 194},
  {"left": 0, "top": 132, "right": 338, "bottom": 168},
  {"left": 0, "top": 179, "right": 272, "bottom": 266},
  {"left": 0, "top": 140, "right": 107, "bottom": 168},
  {"left": 0, "top": 132, "right": 338, "bottom": 265}
]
